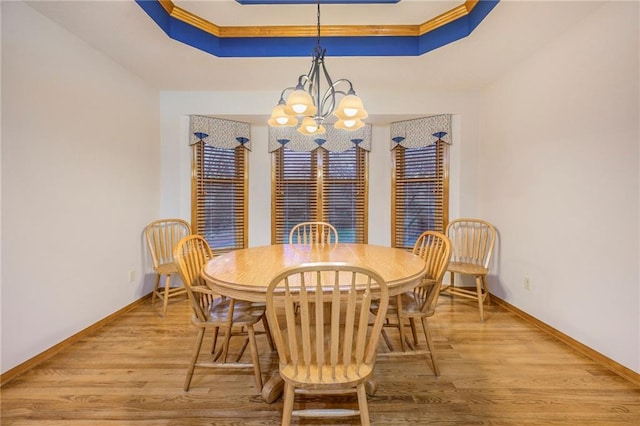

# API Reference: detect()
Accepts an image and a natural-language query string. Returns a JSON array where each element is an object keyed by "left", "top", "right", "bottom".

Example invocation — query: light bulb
[
  {"left": 343, "top": 108, "right": 358, "bottom": 117},
  {"left": 292, "top": 104, "right": 307, "bottom": 114},
  {"left": 306, "top": 124, "right": 318, "bottom": 133},
  {"left": 344, "top": 119, "right": 357, "bottom": 128},
  {"left": 276, "top": 116, "right": 289, "bottom": 125}
]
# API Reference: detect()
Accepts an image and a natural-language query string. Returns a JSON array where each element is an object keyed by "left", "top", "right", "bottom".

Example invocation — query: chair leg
[
  {"left": 395, "top": 295, "right": 407, "bottom": 352},
  {"left": 220, "top": 304, "right": 236, "bottom": 363},
  {"left": 475, "top": 275, "right": 485, "bottom": 321},
  {"left": 409, "top": 318, "right": 418, "bottom": 345},
  {"left": 421, "top": 316, "right": 440, "bottom": 376},
  {"left": 210, "top": 326, "right": 219, "bottom": 354},
  {"left": 381, "top": 328, "right": 394, "bottom": 351},
  {"left": 235, "top": 338, "right": 250, "bottom": 362},
  {"left": 247, "top": 325, "right": 263, "bottom": 392},
  {"left": 356, "top": 382, "right": 371, "bottom": 426},
  {"left": 162, "top": 274, "right": 172, "bottom": 317},
  {"left": 151, "top": 274, "right": 161, "bottom": 306},
  {"left": 281, "top": 382, "right": 295, "bottom": 426},
  {"left": 185, "top": 327, "right": 206, "bottom": 391},
  {"left": 483, "top": 275, "right": 491, "bottom": 306},
  {"left": 262, "top": 315, "right": 275, "bottom": 351}
]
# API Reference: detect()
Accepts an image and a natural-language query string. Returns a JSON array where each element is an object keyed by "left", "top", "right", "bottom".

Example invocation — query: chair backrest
[
  {"left": 411, "top": 231, "right": 451, "bottom": 313},
  {"left": 446, "top": 218, "right": 496, "bottom": 269},
  {"left": 173, "top": 234, "right": 215, "bottom": 323},
  {"left": 289, "top": 221, "right": 339, "bottom": 245},
  {"left": 266, "top": 262, "right": 389, "bottom": 383},
  {"left": 145, "top": 218, "right": 191, "bottom": 270}
]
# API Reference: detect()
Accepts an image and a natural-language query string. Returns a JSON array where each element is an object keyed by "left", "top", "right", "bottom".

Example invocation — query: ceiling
[{"left": 24, "top": 0, "right": 607, "bottom": 123}]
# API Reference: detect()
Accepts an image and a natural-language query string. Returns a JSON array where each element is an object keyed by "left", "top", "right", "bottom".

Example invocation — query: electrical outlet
[
  {"left": 524, "top": 276, "right": 532, "bottom": 291},
  {"left": 129, "top": 270, "right": 136, "bottom": 283}
]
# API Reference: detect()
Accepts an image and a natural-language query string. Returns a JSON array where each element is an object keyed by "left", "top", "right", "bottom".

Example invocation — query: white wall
[
  {"left": 159, "top": 91, "right": 478, "bottom": 247},
  {"left": 1, "top": 2, "right": 160, "bottom": 373},
  {"left": 478, "top": 1, "right": 639, "bottom": 372}
]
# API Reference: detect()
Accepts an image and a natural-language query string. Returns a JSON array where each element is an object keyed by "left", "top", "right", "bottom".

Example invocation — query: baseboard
[
  {"left": 0, "top": 294, "right": 152, "bottom": 387},
  {"left": 490, "top": 294, "right": 640, "bottom": 387}
]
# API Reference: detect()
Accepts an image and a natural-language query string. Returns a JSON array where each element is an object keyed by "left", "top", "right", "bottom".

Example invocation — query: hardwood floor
[{"left": 2, "top": 295, "right": 639, "bottom": 425}]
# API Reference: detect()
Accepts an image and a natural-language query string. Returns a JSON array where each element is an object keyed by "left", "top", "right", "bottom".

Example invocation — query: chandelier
[{"left": 268, "top": 0, "right": 368, "bottom": 135}]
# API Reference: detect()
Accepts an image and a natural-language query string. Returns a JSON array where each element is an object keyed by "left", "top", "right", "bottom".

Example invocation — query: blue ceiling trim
[
  {"left": 215, "top": 35, "right": 418, "bottom": 57},
  {"left": 135, "top": 0, "right": 499, "bottom": 58},
  {"left": 136, "top": 0, "right": 173, "bottom": 39},
  {"left": 237, "top": 0, "right": 399, "bottom": 4},
  {"left": 418, "top": 0, "right": 499, "bottom": 55}
]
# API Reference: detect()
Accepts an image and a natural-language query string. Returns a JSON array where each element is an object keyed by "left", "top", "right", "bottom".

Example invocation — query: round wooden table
[
  {"left": 202, "top": 243, "right": 427, "bottom": 301},
  {"left": 201, "top": 243, "right": 427, "bottom": 402}
]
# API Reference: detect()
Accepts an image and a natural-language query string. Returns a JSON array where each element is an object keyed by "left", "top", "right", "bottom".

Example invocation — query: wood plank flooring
[{"left": 2, "top": 295, "right": 639, "bottom": 425}]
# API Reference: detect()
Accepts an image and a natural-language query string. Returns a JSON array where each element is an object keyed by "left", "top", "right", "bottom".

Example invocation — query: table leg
[
  {"left": 365, "top": 377, "right": 378, "bottom": 396},
  {"left": 261, "top": 371, "right": 284, "bottom": 403}
]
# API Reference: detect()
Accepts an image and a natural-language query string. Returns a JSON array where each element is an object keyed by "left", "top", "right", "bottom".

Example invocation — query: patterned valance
[
  {"left": 390, "top": 115, "right": 451, "bottom": 149},
  {"left": 269, "top": 124, "right": 372, "bottom": 152},
  {"left": 189, "top": 115, "right": 251, "bottom": 150}
]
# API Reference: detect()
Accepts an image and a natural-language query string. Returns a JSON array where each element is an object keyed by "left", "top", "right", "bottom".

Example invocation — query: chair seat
[
  {"left": 371, "top": 286, "right": 437, "bottom": 318},
  {"left": 155, "top": 262, "right": 178, "bottom": 275},
  {"left": 396, "top": 292, "right": 437, "bottom": 317},
  {"left": 197, "top": 299, "right": 266, "bottom": 328},
  {"left": 447, "top": 261, "right": 488, "bottom": 276},
  {"left": 281, "top": 363, "right": 373, "bottom": 387}
]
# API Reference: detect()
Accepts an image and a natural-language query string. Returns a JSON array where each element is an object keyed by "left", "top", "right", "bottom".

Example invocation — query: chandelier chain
[{"left": 316, "top": 0, "right": 321, "bottom": 49}]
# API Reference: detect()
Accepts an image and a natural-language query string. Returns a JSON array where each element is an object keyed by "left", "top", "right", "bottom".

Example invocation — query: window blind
[
  {"left": 273, "top": 146, "right": 367, "bottom": 244},
  {"left": 392, "top": 141, "right": 448, "bottom": 249},
  {"left": 321, "top": 147, "right": 367, "bottom": 243},
  {"left": 192, "top": 142, "right": 247, "bottom": 253}
]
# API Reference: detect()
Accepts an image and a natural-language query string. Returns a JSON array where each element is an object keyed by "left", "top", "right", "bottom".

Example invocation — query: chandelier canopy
[{"left": 268, "top": 0, "right": 368, "bottom": 135}]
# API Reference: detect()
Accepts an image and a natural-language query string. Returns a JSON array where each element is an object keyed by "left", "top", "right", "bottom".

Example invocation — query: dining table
[{"left": 201, "top": 242, "right": 428, "bottom": 402}]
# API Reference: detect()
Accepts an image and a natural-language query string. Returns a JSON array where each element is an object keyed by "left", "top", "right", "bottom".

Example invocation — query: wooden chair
[
  {"left": 266, "top": 262, "right": 389, "bottom": 426},
  {"left": 173, "top": 234, "right": 272, "bottom": 392},
  {"left": 288, "top": 221, "right": 338, "bottom": 245},
  {"left": 144, "top": 218, "right": 191, "bottom": 317},
  {"left": 377, "top": 231, "right": 451, "bottom": 376},
  {"left": 441, "top": 218, "right": 497, "bottom": 321}
]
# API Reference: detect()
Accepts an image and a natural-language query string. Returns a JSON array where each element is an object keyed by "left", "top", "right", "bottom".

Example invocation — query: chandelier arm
[
  {"left": 318, "top": 77, "right": 356, "bottom": 119},
  {"left": 314, "top": 53, "right": 336, "bottom": 120},
  {"left": 278, "top": 86, "right": 298, "bottom": 103},
  {"left": 318, "top": 89, "right": 335, "bottom": 120},
  {"left": 330, "top": 78, "right": 356, "bottom": 95},
  {"left": 297, "top": 76, "right": 309, "bottom": 87}
]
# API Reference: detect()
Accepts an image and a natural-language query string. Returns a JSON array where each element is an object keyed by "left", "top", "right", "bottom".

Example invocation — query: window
[
  {"left": 273, "top": 146, "right": 367, "bottom": 244},
  {"left": 392, "top": 140, "right": 449, "bottom": 249},
  {"left": 192, "top": 142, "right": 247, "bottom": 253}
]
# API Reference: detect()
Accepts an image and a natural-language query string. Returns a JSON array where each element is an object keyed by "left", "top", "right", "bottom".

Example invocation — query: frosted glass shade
[
  {"left": 297, "top": 117, "right": 326, "bottom": 135},
  {"left": 333, "top": 94, "right": 368, "bottom": 120},
  {"left": 334, "top": 118, "right": 364, "bottom": 131},
  {"left": 285, "top": 89, "right": 317, "bottom": 116},
  {"left": 268, "top": 104, "right": 298, "bottom": 127}
]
